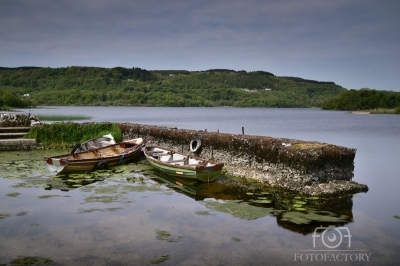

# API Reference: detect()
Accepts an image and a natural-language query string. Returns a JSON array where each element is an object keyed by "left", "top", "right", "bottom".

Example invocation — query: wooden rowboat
[
  {"left": 143, "top": 145, "right": 224, "bottom": 182},
  {"left": 71, "top": 133, "right": 116, "bottom": 153},
  {"left": 44, "top": 138, "right": 143, "bottom": 174}
]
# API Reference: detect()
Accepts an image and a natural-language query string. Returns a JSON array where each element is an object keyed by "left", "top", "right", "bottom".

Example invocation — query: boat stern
[{"left": 44, "top": 157, "right": 68, "bottom": 173}]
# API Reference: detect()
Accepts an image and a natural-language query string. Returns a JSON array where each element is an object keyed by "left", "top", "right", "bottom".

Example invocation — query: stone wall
[{"left": 118, "top": 123, "right": 367, "bottom": 194}]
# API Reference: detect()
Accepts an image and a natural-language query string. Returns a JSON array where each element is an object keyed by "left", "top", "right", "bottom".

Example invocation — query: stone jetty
[{"left": 119, "top": 123, "right": 368, "bottom": 195}]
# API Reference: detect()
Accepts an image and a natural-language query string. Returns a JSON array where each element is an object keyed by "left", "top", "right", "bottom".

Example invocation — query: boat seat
[
  {"left": 166, "top": 159, "right": 186, "bottom": 163},
  {"left": 152, "top": 153, "right": 171, "bottom": 157},
  {"left": 88, "top": 145, "right": 99, "bottom": 150}
]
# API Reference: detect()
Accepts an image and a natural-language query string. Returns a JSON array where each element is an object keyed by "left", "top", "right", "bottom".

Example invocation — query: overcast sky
[{"left": 1, "top": 0, "right": 399, "bottom": 91}]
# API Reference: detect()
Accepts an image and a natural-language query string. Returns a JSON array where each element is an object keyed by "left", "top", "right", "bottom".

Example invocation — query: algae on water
[
  {"left": 156, "top": 230, "right": 182, "bottom": 242},
  {"left": 195, "top": 211, "right": 214, "bottom": 216},
  {"left": 7, "top": 256, "right": 55, "bottom": 266},
  {"left": 280, "top": 211, "right": 348, "bottom": 225},
  {"left": 0, "top": 213, "right": 11, "bottom": 220},
  {"left": 147, "top": 254, "right": 169, "bottom": 264},
  {"left": 204, "top": 200, "right": 274, "bottom": 220}
]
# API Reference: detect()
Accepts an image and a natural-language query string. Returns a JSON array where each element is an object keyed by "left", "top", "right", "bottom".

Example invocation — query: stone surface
[{"left": 119, "top": 123, "right": 368, "bottom": 195}]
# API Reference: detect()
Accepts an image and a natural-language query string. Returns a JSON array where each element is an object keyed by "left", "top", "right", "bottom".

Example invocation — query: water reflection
[
  {"left": 150, "top": 173, "right": 354, "bottom": 235},
  {"left": 0, "top": 150, "right": 356, "bottom": 236}
]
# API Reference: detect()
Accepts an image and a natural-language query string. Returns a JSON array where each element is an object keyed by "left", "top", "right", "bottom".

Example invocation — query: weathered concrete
[
  {"left": 118, "top": 123, "right": 368, "bottom": 195},
  {"left": 0, "top": 138, "right": 39, "bottom": 150},
  {"left": 0, "top": 126, "right": 39, "bottom": 150}
]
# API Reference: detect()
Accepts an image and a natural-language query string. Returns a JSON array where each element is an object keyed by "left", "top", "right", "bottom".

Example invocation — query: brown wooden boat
[{"left": 44, "top": 138, "right": 143, "bottom": 174}]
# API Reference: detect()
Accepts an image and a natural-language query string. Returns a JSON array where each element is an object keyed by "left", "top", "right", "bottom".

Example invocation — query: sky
[{"left": 1, "top": 0, "right": 399, "bottom": 91}]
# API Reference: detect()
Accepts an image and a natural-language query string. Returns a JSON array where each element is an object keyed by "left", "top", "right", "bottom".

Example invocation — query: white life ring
[{"left": 190, "top": 138, "right": 202, "bottom": 152}]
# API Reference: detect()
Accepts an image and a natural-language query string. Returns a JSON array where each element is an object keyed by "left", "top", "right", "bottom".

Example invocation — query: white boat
[{"left": 71, "top": 133, "right": 116, "bottom": 153}]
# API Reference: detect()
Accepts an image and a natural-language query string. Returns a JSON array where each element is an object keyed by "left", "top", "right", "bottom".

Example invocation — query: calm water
[{"left": 1, "top": 107, "right": 399, "bottom": 265}]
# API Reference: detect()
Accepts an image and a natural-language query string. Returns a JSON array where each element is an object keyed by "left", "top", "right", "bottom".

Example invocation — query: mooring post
[{"left": 242, "top": 127, "right": 244, "bottom": 135}]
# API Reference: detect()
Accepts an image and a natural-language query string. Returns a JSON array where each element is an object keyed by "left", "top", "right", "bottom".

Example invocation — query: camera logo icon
[{"left": 312, "top": 225, "right": 352, "bottom": 249}]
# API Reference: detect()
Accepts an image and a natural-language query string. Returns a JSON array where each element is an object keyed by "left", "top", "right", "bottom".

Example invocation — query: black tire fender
[
  {"left": 93, "top": 161, "right": 108, "bottom": 171},
  {"left": 190, "top": 138, "right": 202, "bottom": 152},
  {"left": 71, "top": 143, "right": 81, "bottom": 154}
]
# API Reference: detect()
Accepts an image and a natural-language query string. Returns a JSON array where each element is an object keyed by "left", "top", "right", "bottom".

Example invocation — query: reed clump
[
  {"left": 370, "top": 108, "right": 400, "bottom": 114},
  {"left": 25, "top": 122, "right": 122, "bottom": 148},
  {"left": 37, "top": 114, "right": 91, "bottom": 121}
]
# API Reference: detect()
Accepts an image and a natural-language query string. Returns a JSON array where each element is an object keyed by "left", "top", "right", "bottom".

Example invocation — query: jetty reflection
[
  {"left": 40, "top": 165, "right": 354, "bottom": 236},
  {"left": 151, "top": 173, "right": 354, "bottom": 235}
]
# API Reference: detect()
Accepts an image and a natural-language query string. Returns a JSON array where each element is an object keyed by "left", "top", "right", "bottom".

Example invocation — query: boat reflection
[{"left": 151, "top": 173, "right": 355, "bottom": 235}]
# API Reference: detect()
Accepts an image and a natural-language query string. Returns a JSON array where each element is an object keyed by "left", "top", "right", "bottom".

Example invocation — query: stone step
[
  {"left": 0, "top": 138, "right": 39, "bottom": 150},
  {"left": 0, "top": 132, "right": 27, "bottom": 139},
  {"left": 0, "top": 127, "right": 31, "bottom": 133}
]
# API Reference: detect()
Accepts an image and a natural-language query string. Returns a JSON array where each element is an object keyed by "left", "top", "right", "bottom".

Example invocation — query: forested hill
[
  {"left": 0, "top": 66, "right": 346, "bottom": 108},
  {"left": 321, "top": 89, "right": 400, "bottom": 112}
]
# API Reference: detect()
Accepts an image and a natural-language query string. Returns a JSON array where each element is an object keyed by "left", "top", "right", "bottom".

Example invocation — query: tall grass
[
  {"left": 370, "top": 108, "right": 400, "bottom": 114},
  {"left": 25, "top": 122, "right": 122, "bottom": 148},
  {"left": 37, "top": 115, "right": 91, "bottom": 121}
]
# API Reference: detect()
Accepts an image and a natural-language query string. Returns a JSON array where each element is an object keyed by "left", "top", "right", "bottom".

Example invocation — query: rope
[{"left": 119, "top": 153, "right": 125, "bottom": 165}]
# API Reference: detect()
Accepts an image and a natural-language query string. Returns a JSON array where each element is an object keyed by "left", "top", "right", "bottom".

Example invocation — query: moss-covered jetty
[{"left": 119, "top": 123, "right": 368, "bottom": 195}]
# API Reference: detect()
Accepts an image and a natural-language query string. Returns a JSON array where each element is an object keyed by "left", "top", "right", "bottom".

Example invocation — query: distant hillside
[
  {"left": 0, "top": 66, "right": 346, "bottom": 108},
  {"left": 0, "top": 88, "right": 34, "bottom": 109}
]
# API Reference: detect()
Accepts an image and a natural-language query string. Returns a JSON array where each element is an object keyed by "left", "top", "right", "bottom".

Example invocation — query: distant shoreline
[{"left": 347, "top": 111, "right": 370, "bottom": 114}]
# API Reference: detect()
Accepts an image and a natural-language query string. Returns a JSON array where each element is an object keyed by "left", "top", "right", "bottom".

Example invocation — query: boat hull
[
  {"left": 144, "top": 146, "right": 223, "bottom": 182},
  {"left": 147, "top": 159, "right": 222, "bottom": 182},
  {"left": 44, "top": 138, "right": 143, "bottom": 174}
]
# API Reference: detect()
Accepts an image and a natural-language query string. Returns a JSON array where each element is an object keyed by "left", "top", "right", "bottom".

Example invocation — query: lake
[{"left": 1, "top": 107, "right": 399, "bottom": 265}]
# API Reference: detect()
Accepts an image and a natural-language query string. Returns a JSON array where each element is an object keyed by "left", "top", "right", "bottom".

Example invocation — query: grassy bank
[
  {"left": 37, "top": 114, "right": 91, "bottom": 121},
  {"left": 25, "top": 122, "right": 122, "bottom": 148},
  {"left": 369, "top": 108, "right": 400, "bottom": 114}
]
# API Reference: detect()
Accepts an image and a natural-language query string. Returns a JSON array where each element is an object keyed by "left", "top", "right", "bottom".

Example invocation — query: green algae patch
[
  {"left": 38, "top": 195, "right": 61, "bottom": 199},
  {"left": 195, "top": 211, "right": 214, "bottom": 216},
  {"left": 94, "top": 185, "right": 120, "bottom": 194},
  {"left": 79, "top": 186, "right": 95, "bottom": 193},
  {"left": 280, "top": 211, "right": 348, "bottom": 225},
  {"left": 16, "top": 211, "right": 29, "bottom": 216},
  {"left": 231, "top": 237, "right": 241, "bottom": 242},
  {"left": 250, "top": 199, "right": 272, "bottom": 204},
  {"left": 0, "top": 213, "right": 11, "bottom": 220},
  {"left": 79, "top": 208, "right": 104, "bottom": 213},
  {"left": 147, "top": 254, "right": 169, "bottom": 264},
  {"left": 79, "top": 207, "right": 122, "bottom": 214},
  {"left": 7, "top": 256, "right": 55, "bottom": 266},
  {"left": 84, "top": 195, "right": 121, "bottom": 204},
  {"left": 156, "top": 230, "right": 183, "bottom": 242},
  {"left": 120, "top": 184, "right": 164, "bottom": 193},
  {"left": 394, "top": 215, "right": 400, "bottom": 219},
  {"left": 6, "top": 192, "right": 21, "bottom": 197},
  {"left": 205, "top": 200, "right": 274, "bottom": 220}
]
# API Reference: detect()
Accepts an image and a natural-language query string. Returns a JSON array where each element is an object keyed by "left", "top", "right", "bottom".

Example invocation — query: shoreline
[{"left": 347, "top": 111, "right": 370, "bottom": 114}]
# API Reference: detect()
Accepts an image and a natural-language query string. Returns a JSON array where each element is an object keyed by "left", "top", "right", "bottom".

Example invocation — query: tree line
[
  {"left": 0, "top": 66, "right": 351, "bottom": 108},
  {"left": 321, "top": 89, "right": 400, "bottom": 112}
]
